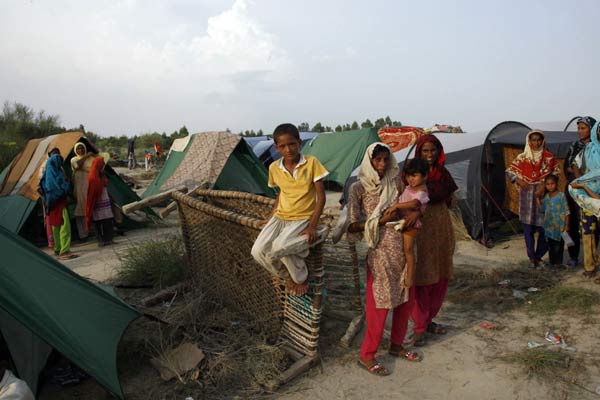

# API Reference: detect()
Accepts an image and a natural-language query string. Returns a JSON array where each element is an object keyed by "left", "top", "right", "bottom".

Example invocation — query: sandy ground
[{"left": 37, "top": 169, "right": 600, "bottom": 400}]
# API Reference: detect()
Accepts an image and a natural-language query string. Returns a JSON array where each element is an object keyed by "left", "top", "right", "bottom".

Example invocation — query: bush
[{"left": 117, "top": 237, "right": 187, "bottom": 288}]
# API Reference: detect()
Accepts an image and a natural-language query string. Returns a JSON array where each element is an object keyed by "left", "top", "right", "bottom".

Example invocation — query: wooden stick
[
  {"left": 264, "top": 355, "right": 319, "bottom": 392},
  {"left": 158, "top": 201, "right": 178, "bottom": 219},
  {"left": 340, "top": 314, "right": 364, "bottom": 348},
  {"left": 140, "top": 282, "right": 189, "bottom": 307},
  {"left": 122, "top": 186, "right": 187, "bottom": 214},
  {"left": 160, "top": 184, "right": 209, "bottom": 219}
]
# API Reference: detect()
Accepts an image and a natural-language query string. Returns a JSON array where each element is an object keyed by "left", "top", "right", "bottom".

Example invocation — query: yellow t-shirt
[{"left": 268, "top": 155, "right": 329, "bottom": 220}]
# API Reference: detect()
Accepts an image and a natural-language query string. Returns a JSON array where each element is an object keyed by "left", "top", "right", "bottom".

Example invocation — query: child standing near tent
[
  {"left": 386, "top": 158, "right": 430, "bottom": 288},
  {"left": 540, "top": 175, "right": 569, "bottom": 269},
  {"left": 86, "top": 157, "right": 115, "bottom": 247},
  {"left": 251, "top": 123, "right": 329, "bottom": 296},
  {"left": 506, "top": 130, "right": 560, "bottom": 268}
]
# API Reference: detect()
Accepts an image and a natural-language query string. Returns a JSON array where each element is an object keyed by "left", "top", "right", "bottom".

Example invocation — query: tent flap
[{"left": 0, "top": 226, "right": 141, "bottom": 398}]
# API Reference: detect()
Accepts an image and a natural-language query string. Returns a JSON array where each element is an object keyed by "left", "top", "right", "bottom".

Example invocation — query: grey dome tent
[{"left": 342, "top": 120, "right": 580, "bottom": 241}]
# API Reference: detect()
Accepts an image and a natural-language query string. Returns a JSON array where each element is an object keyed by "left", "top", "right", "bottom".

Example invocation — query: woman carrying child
[
  {"left": 506, "top": 130, "right": 560, "bottom": 268},
  {"left": 86, "top": 157, "right": 115, "bottom": 247},
  {"left": 412, "top": 135, "right": 458, "bottom": 346},
  {"left": 540, "top": 175, "right": 569, "bottom": 269},
  {"left": 386, "top": 158, "right": 430, "bottom": 290},
  {"left": 569, "top": 120, "right": 600, "bottom": 281},
  {"left": 347, "top": 143, "right": 422, "bottom": 376}
]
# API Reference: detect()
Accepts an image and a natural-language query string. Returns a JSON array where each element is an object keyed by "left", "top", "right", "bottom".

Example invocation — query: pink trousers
[
  {"left": 45, "top": 215, "right": 55, "bottom": 248},
  {"left": 360, "top": 268, "right": 414, "bottom": 359},
  {"left": 411, "top": 279, "right": 449, "bottom": 334}
]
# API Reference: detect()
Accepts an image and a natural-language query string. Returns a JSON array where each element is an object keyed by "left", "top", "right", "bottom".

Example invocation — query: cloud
[{"left": 0, "top": 0, "right": 291, "bottom": 132}]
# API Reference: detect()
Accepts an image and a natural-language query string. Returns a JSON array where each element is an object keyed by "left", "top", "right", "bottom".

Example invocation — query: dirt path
[{"left": 38, "top": 169, "right": 600, "bottom": 399}]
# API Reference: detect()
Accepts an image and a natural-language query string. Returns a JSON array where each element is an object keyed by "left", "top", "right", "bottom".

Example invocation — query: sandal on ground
[
  {"left": 388, "top": 345, "right": 423, "bottom": 362},
  {"left": 427, "top": 322, "right": 447, "bottom": 335},
  {"left": 58, "top": 252, "right": 79, "bottom": 260},
  {"left": 357, "top": 359, "right": 390, "bottom": 376},
  {"left": 582, "top": 270, "right": 596, "bottom": 279},
  {"left": 413, "top": 333, "right": 426, "bottom": 347},
  {"left": 594, "top": 277, "right": 600, "bottom": 285}
]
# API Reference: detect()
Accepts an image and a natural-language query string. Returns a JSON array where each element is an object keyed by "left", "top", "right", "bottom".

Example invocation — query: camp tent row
[
  {"left": 143, "top": 131, "right": 275, "bottom": 198},
  {"left": 343, "top": 120, "right": 579, "bottom": 241},
  {"left": 0, "top": 132, "right": 146, "bottom": 237}
]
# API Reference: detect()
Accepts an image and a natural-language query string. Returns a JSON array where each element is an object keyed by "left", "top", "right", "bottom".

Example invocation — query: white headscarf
[
  {"left": 522, "top": 130, "right": 545, "bottom": 163},
  {"left": 358, "top": 142, "right": 400, "bottom": 248}
]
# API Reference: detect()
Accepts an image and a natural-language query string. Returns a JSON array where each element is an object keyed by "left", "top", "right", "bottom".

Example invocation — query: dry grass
[
  {"left": 497, "top": 347, "right": 597, "bottom": 398},
  {"left": 499, "top": 348, "right": 575, "bottom": 379},
  {"left": 446, "top": 268, "right": 559, "bottom": 313},
  {"left": 527, "top": 286, "right": 600, "bottom": 316},
  {"left": 117, "top": 236, "right": 187, "bottom": 288},
  {"left": 145, "top": 288, "right": 288, "bottom": 400}
]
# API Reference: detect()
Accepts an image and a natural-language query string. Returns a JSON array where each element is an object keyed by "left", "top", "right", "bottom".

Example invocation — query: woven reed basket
[{"left": 172, "top": 189, "right": 331, "bottom": 358}]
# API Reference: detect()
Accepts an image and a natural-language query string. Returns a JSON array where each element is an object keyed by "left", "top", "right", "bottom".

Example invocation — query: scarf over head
[
  {"left": 358, "top": 142, "right": 399, "bottom": 248},
  {"left": 415, "top": 134, "right": 458, "bottom": 204},
  {"left": 42, "top": 154, "right": 71, "bottom": 209},
  {"left": 73, "top": 142, "right": 87, "bottom": 160},
  {"left": 505, "top": 130, "right": 558, "bottom": 184},
  {"left": 583, "top": 121, "right": 600, "bottom": 172},
  {"left": 86, "top": 157, "right": 108, "bottom": 229}
]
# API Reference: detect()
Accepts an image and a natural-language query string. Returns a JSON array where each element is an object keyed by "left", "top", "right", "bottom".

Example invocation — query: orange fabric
[
  {"left": 0, "top": 139, "right": 42, "bottom": 196},
  {"left": 377, "top": 126, "right": 425, "bottom": 153},
  {"left": 86, "top": 157, "right": 107, "bottom": 229}
]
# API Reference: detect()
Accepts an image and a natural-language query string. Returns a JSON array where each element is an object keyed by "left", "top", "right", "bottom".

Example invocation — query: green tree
[
  {"left": 257, "top": 129, "right": 264, "bottom": 136},
  {"left": 374, "top": 117, "right": 386, "bottom": 129},
  {"left": 361, "top": 119, "right": 373, "bottom": 128},
  {"left": 350, "top": 121, "right": 359, "bottom": 130},
  {"left": 311, "top": 122, "right": 324, "bottom": 133},
  {"left": 385, "top": 116, "right": 393, "bottom": 126},
  {"left": 335, "top": 125, "right": 343, "bottom": 132},
  {"left": 298, "top": 122, "right": 310, "bottom": 132}
]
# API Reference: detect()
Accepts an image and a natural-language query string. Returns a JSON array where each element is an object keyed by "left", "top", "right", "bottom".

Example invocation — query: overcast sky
[{"left": 1, "top": 0, "right": 599, "bottom": 136}]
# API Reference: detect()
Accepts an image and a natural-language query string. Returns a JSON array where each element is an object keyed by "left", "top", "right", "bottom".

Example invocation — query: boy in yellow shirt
[{"left": 251, "top": 123, "right": 329, "bottom": 295}]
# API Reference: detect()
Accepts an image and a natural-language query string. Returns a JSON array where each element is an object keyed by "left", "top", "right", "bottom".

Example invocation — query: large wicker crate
[{"left": 172, "top": 189, "right": 326, "bottom": 389}]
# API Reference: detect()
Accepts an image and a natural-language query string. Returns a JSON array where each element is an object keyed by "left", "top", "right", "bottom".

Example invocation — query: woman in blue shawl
[
  {"left": 41, "top": 153, "right": 78, "bottom": 260},
  {"left": 569, "top": 120, "right": 600, "bottom": 280}
]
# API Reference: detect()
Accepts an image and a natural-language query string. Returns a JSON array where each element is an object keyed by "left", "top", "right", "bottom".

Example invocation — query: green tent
[
  {"left": 0, "top": 225, "right": 141, "bottom": 398},
  {"left": 142, "top": 135, "right": 195, "bottom": 199},
  {"left": 302, "top": 128, "right": 380, "bottom": 186},
  {"left": 143, "top": 132, "right": 275, "bottom": 198}
]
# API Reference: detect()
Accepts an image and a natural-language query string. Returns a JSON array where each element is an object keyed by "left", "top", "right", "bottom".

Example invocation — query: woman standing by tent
[
  {"left": 41, "top": 152, "right": 78, "bottom": 260},
  {"left": 569, "top": 120, "right": 600, "bottom": 280},
  {"left": 70, "top": 142, "right": 95, "bottom": 241},
  {"left": 86, "top": 157, "right": 115, "bottom": 247},
  {"left": 412, "top": 135, "right": 457, "bottom": 346},
  {"left": 347, "top": 143, "right": 421, "bottom": 376},
  {"left": 506, "top": 130, "right": 560, "bottom": 267},
  {"left": 564, "top": 117, "right": 597, "bottom": 268}
]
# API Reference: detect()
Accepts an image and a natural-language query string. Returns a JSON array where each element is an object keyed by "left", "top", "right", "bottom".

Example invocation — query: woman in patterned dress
[
  {"left": 347, "top": 142, "right": 421, "bottom": 376},
  {"left": 506, "top": 130, "right": 560, "bottom": 268}
]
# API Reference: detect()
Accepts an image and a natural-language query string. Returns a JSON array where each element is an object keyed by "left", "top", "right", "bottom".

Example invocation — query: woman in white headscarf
[
  {"left": 347, "top": 143, "right": 421, "bottom": 376},
  {"left": 70, "top": 142, "right": 95, "bottom": 240}
]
